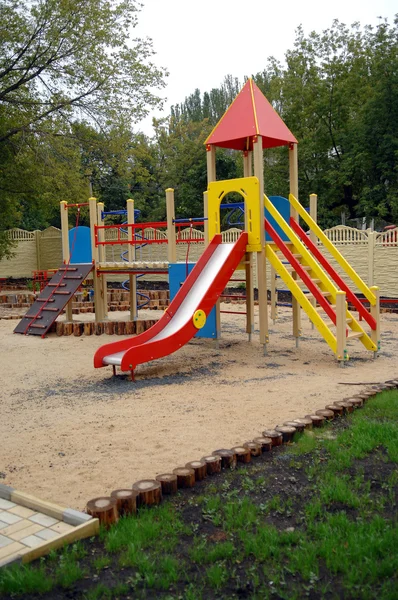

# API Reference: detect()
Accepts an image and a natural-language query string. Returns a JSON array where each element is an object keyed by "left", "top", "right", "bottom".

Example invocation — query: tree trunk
[
  {"left": 63, "top": 322, "right": 73, "bottom": 336},
  {"left": 86, "top": 497, "right": 118, "bottom": 528},
  {"left": 56, "top": 322, "right": 64, "bottom": 336},
  {"left": 212, "top": 449, "right": 237, "bottom": 469},
  {"left": 185, "top": 460, "right": 207, "bottom": 481},
  {"left": 132, "top": 480, "right": 162, "bottom": 506},
  {"left": 315, "top": 409, "right": 335, "bottom": 420},
  {"left": 325, "top": 404, "right": 344, "bottom": 416},
  {"left": 155, "top": 473, "right": 178, "bottom": 495},
  {"left": 231, "top": 446, "right": 251, "bottom": 463},
  {"left": 262, "top": 430, "right": 283, "bottom": 446},
  {"left": 172, "top": 467, "right": 195, "bottom": 488},
  {"left": 105, "top": 322, "right": 115, "bottom": 335},
  {"left": 293, "top": 417, "right": 313, "bottom": 429},
  {"left": 95, "top": 322, "right": 104, "bottom": 335},
  {"left": 252, "top": 436, "right": 273, "bottom": 452},
  {"left": 283, "top": 421, "right": 305, "bottom": 434},
  {"left": 243, "top": 441, "right": 262, "bottom": 456},
  {"left": 116, "top": 321, "right": 126, "bottom": 335},
  {"left": 110, "top": 489, "right": 138, "bottom": 516},
  {"left": 305, "top": 414, "right": 325, "bottom": 427},
  {"left": 275, "top": 426, "right": 297, "bottom": 443},
  {"left": 201, "top": 455, "right": 222, "bottom": 475},
  {"left": 333, "top": 400, "right": 354, "bottom": 414},
  {"left": 84, "top": 322, "right": 94, "bottom": 336},
  {"left": 345, "top": 397, "right": 363, "bottom": 408},
  {"left": 125, "top": 321, "right": 135, "bottom": 335}
]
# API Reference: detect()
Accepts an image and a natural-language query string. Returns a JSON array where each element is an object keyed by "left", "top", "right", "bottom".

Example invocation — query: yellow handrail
[{"left": 289, "top": 194, "right": 376, "bottom": 305}]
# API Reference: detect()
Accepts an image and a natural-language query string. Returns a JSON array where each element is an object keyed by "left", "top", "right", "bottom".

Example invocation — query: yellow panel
[{"left": 207, "top": 177, "right": 262, "bottom": 251}]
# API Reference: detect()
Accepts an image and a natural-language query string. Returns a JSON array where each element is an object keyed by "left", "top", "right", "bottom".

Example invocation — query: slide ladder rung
[
  {"left": 24, "top": 315, "right": 42, "bottom": 320},
  {"left": 54, "top": 291, "right": 71, "bottom": 295},
  {"left": 48, "top": 283, "right": 66, "bottom": 287},
  {"left": 347, "top": 331, "right": 364, "bottom": 340},
  {"left": 28, "top": 324, "right": 46, "bottom": 329},
  {"left": 41, "top": 307, "right": 59, "bottom": 312},
  {"left": 316, "top": 304, "right": 336, "bottom": 312},
  {"left": 37, "top": 298, "right": 55, "bottom": 302},
  {"left": 59, "top": 267, "right": 78, "bottom": 272},
  {"left": 64, "top": 275, "right": 82, "bottom": 280}
]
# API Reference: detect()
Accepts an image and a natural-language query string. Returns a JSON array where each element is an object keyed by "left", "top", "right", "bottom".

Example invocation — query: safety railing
[{"left": 288, "top": 194, "right": 377, "bottom": 306}]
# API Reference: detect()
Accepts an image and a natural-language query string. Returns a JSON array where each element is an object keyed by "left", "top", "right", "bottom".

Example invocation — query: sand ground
[{"left": 1, "top": 306, "right": 397, "bottom": 510}]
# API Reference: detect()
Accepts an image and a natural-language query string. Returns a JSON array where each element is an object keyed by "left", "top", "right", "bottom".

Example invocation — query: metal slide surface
[{"left": 94, "top": 233, "right": 248, "bottom": 372}]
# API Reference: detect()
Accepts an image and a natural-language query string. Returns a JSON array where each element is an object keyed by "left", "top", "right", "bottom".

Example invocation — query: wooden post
[
  {"left": 370, "top": 285, "right": 380, "bottom": 356},
  {"left": 89, "top": 196, "right": 105, "bottom": 322},
  {"left": 243, "top": 150, "right": 253, "bottom": 177},
  {"left": 245, "top": 253, "right": 254, "bottom": 340},
  {"left": 289, "top": 143, "right": 301, "bottom": 344},
  {"left": 127, "top": 198, "right": 137, "bottom": 321},
  {"left": 206, "top": 145, "right": 216, "bottom": 184},
  {"left": 60, "top": 201, "right": 73, "bottom": 321},
  {"left": 270, "top": 266, "right": 277, "bottom": 322},
  {"left": 253, "top": 136, "right": 268, "bottom": 352},
  {"left": 309, "top": 194, "right": 318, "bottom": 244},
  {"left": 368, "top": 232, "right": 376, "bottom": 287},
  {"left": 206, "top": 145, "right": 220, "bottom": 339},
  {"left": 166, "top": 188, "right": 176, "bottom": 263},
  {"left": 96, "top": 202, "right": 107, "bottom": 319},
  {"left": 203, "top": 191, "right": 209, "bottom": 246},
  {"left": 335, "top": 291, "right": 347, "bottom": 366}
]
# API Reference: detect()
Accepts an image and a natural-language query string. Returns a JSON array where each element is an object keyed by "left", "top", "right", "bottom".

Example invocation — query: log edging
[{"left": 86, "top": 379, "right": 398, "bottom": 527}]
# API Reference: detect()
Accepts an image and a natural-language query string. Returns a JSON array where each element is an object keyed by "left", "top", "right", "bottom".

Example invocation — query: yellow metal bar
[
  {"left": 289, "top": 193, "right": 376, "bottom": 305},
  {"left": 266, "top": 245, "right": 337, "bottom": 354}
]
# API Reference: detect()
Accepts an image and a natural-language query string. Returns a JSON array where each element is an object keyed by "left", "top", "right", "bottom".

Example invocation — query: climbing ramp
[
  {"left": 264, "top": 194, "right": 379, "bottom": 363},
  {"left": 14, "top": 263, "right": 93, "bottom": 336}
]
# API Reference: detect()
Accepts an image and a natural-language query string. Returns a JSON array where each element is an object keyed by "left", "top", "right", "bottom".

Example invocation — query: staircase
[
  {"left": 264, "top": 195, "right": 379, "bottom": 363},
  {"left": 14, "top": 263, "right": 94, "bottom": 337}
]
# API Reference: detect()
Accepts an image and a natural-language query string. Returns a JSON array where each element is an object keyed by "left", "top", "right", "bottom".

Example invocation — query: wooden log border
[{"left": 81, "top": 378, "right": 397, "bottom": 524}]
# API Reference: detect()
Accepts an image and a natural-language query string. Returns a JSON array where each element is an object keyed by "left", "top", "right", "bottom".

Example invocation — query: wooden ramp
[{"left": 14, "top": 264, "right": 93, "bottom": 336}]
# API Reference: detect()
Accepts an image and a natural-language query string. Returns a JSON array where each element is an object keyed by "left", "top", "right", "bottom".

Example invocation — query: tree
[{"left": 0, "top": 0, "right": 166, "bottom": 260}]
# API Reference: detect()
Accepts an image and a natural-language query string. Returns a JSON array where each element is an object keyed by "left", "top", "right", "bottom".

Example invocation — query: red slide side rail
[
  {"left": 290, "top": 219, "right": 377, "bottom": 330},
  {"left": 94, "top": 233, "right": 248, "bottom": 371},
  {"left": 265, "top": 220, "right": 338, "bottom": 326}
]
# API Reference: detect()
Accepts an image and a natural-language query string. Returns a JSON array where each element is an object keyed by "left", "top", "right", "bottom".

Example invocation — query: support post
[
  {"left": 127, "top": 198, "right": 137, "bottom": 321},
  {"left": 206, "top": 145, "right": 216, "bottom": 184},
  {"left": 270, "top": 266, "right": 277, "bottom": 323},
  {"left": 243, "top": 150, "right": 253, "bottom": 177},
  {"left": 368, "top": 232, "right": 376, "bottom": 287},
  {"left": 289, "top": 142, "right": 301, "bottom": 342},
  {"left": 89, "top": 196, "right": 105, "bottom": 322},
  {"left": 370, "top": 285, "right": 380, "bottom": 355},
  {"left": 309, "top": 194, "right": 317, "bottom": 244},
  {"left": 166, "top": 188, "right": 176, "bottom": 263},
  {"left": 335, "top": 291, "right": 347, "bottom": 366},
  {"left": 245, "top": 253, "right": 254, "bottom": 341},
  {"left": 253, "top": 136, "right": 268, "bottom": 351},
  {"left": 203, "top": 191, "right": 209, "bottom": 247},
  {"left": 60, "top": 201, "right": 73, "bottom": 321},
  {"left": 96, "top": 202, "right": 108, "bottom": 319}
]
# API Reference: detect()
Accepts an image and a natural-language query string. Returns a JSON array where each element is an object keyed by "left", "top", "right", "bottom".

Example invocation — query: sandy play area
[{"left": 1, "top": 305, "right": 397, "bottom": 510}]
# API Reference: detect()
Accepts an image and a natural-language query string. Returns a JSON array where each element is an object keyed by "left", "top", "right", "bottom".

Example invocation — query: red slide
[{"left": 94, "top": 232, "right": 248, "bottom": 374}]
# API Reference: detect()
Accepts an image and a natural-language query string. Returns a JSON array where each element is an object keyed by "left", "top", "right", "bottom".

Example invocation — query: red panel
[{"left": 205, "top": 79, "right": 297, "bottom": 151}]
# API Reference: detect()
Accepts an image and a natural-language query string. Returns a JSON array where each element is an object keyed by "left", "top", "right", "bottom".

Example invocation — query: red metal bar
[
  {"left": 65, "top": 202, "right": 90, "bottom": 208},
  {"left": 290, "top": 219, "right": 377, "bottom": 330},
  {"left": 220, "top": 310, "right": 247, "bottom": 315},
  {"left": 265, "top": 219, "right": 338, "bottom": 327}
]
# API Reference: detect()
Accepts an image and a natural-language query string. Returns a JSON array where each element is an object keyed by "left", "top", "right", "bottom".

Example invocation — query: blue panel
[
  {"left": 68, "top": 226, "right": 92, "bottom": 264},
  {"left": 265, "top": 196, "right": 290, "bottom": 242},
  {"left": 168, "top": 263, "right": 217, "bottom": 339}
]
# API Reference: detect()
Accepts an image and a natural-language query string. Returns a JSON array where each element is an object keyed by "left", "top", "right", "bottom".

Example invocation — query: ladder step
[
  {"left": 37, "top": 298, "right": 55, "bottom": 302},
  {"left": 48, "top": 283, "right": 66, "bottom": 287},
  {"left": 54, "top": 291, "right": 71, "bottom": 295},
  {"left": 347, "top": 331, "right": 364, "bottom": 340},
  {"left": 41, "top": 307, "right": 59, "bottom": 312},
  {"left": 316, "top": 304, "right": 336, "bottom": 312},
  {"left": 28, "top": 324, "right": 47, "bottom": 329},
  {"left": 59, "top": 268, "right": 78, "bottom": 271},
  {"left": 320, "top": 291, "right": 332, "bottom": 297},
  {"left": 24, "top": 315, "right": 42, "bottom": 319},
  {"left": 64, "top": 276, "right": 83, "bottom": 280}
]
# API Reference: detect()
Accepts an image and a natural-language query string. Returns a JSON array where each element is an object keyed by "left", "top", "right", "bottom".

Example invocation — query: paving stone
[
  {"left": 8, "top": 505, "right": 35, "bottom": 518},
  {"left": 0, "top": 534, "right": 13, "bottom": 548},
  {"left": 1, "top": 519, "right": 32, "bottom": 537},
  {"left": 63, "top": 508, "right": 92, "bottom": 525},
  {"left": 29, "top": 513, "right": 58, "bottom": 527},
  {"left": 9, "top": 524, "right": 43, "bottom": 542},
  {"left": 0, "top": 521, "right": 8, "bottom": 531},
  {"left": 20, "top": 535, "right": 45, "bottom": 549},
  {"left": 0, "top": 499, "right": 16, "bottom": 510},
  {"left": 0, "top": 485, "right": 15, "bottom": 501},
  {"left": 50, "top": 522, "right": 74, "bottom": 534},
  {"left": 36, "top": 528, "right": 59, "bottom": 541},
  {"left": 0, "top": 541, "right": 25, "bottom": 560},
  {"left": 0, "top": 512, "right": 22, "bottom": 525}
]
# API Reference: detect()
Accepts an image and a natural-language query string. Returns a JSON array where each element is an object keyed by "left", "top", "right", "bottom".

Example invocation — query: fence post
[{"left": 367, "top": 231, "right": 376, "bottom": 287}]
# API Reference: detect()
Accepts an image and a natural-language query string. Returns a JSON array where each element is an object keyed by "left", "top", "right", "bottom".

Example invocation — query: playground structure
[{"left": 14, "top": 79, "right": 380, "bottom": 373}]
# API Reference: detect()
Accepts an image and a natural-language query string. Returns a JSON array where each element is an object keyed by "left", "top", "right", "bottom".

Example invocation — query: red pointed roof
[{"left": 205, "top": 79, "right": 297, "bottom": 151}]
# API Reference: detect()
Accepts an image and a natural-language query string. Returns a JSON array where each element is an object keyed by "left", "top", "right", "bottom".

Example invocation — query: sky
[{"left": 134, "top": 0, "right": 397, "bottom": 135}]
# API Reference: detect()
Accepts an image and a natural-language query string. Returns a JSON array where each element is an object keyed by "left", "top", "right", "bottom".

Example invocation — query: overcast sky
[{"left": 134, "top": 0, "right": 397, "bottom": 135}]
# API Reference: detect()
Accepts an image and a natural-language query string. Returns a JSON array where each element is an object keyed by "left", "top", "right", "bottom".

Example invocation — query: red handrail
[{"left": 290, "top": 219, "right": 377, "bottom": 330}]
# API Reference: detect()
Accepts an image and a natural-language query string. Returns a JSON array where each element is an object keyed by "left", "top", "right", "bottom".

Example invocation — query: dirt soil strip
[{"left": 1, "top": 306, "right": 398, "bottom": 510}]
